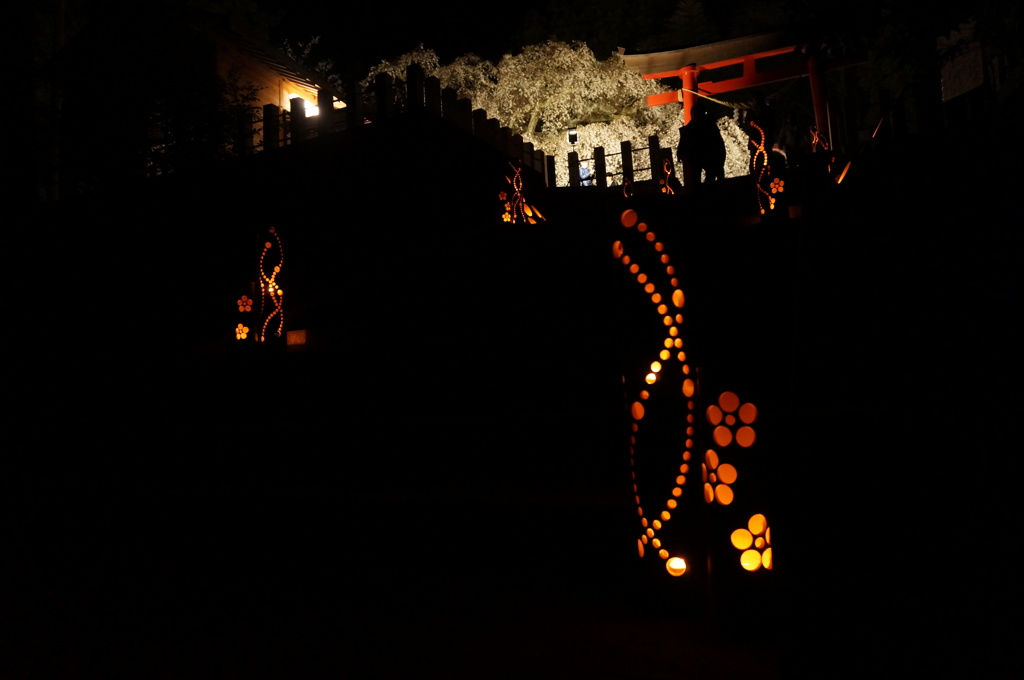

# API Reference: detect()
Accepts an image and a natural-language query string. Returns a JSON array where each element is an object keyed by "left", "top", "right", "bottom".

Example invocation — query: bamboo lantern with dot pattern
[{"left": 615, "top": 207, "right": 774, "bottom": 584}]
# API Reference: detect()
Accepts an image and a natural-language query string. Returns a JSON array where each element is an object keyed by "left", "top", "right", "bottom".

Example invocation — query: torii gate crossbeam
[{"left": 627, "top": 37, "right": 830, "bottom": 137}]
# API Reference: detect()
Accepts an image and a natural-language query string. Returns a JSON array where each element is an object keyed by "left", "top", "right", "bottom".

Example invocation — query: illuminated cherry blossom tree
[{"left": 365, "top": 42, "right": 748, "bottom": 185}]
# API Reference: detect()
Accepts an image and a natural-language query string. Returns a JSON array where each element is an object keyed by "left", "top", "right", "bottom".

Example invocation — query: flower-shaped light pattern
[
  {"left": 770, "top": 177, "right": 784, "bottom": 194},
  {"left": 235, "top": 323, "right": 249, "bottom": 340},
  {"left": 702, "top": 448, "right": 737, "bottom": 505},
  {"left": 707, "top": 391, "right": 757, "bottom": 448},
  {"left": 731, "top": 513, "right": 772, "bottom": 571},
  {"left": 237, "top": 295, "right": 252, "bottom": 312}
]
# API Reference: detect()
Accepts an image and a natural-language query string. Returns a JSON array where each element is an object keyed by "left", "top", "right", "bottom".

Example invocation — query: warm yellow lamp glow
[
  {"left": 665, "top": 557, "right": 687, "bottom": 576},
  {"left": 289, "top": 95, "right": 319, "bottom": 117},
  {"left": 731, "top": 528, "right": 754, "bottom": 550},
  {"left": 740, "top": 549, "right": 762, "bottom": 571},
  {"left": 717, "top": 464, "right": 737, "bottom": 484},
  {"left": 735, "top": 514, "right": 773, "bottom": 571}
]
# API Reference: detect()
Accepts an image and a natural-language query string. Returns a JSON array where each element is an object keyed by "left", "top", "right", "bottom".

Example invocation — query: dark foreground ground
[{"left": 6, "top": 130, "right": 1022, "bottom": 678}]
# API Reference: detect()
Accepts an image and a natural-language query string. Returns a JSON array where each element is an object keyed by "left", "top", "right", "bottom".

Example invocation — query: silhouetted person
[{"left": 676, "top": 102, "right": 726, "bottom": 184}]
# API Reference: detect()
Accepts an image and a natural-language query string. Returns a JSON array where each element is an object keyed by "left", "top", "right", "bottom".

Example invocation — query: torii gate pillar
[{"left": 681, "top": 64, "right": 698, "bottom": 125}]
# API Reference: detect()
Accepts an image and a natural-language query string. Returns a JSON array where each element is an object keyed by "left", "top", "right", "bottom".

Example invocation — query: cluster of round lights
[
  {"left": 702, "top": 448, "right": 737, "bottom": 505},
  {"left": 731, "top": 513, "right": 772, "bottom": 571},
  {"left": 707, "top": 391, "right": 757, "bottom": 448}
]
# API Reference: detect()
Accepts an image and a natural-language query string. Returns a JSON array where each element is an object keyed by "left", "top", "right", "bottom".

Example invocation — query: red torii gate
[{"left": 622, "top": 33, "right": 831, "bottom": 137}]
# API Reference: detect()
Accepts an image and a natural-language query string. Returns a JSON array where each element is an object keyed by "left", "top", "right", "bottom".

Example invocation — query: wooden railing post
[
  {"left": 594, "top": 146, "right": 607, "bottom": 188},
  {"left": 346, "top": 79, "right": 364, "bottom": 128},
  {"left": 499, "top": 127, "right": 513, "bottom": 156},
  {"left": 406, "top": 63, "right": 425, "bottom": 115},
  {"left": 374, "top": 72, "right": 395, "bottom": 119},
  {"left": 621, "top": 140, "right": 633, "bottom": 184},
  {"left": 425, "top": 77, "right": 442, "bottom": 116},
  {"left": 317, "top": 89, "right": 333, "bottom": 138},
  {"left": 262, "top": 104, "right": 280, "bottom": 150},
  {"left": 648, "top": 135, "right": 661, "bottom": 180},
  {"left": 545, "top": 155, "right": 556, "bottom": 187},
  {"left": 568, "top": 151, "right": 580, "bottom": 187},
  {"left": 440, "top": 88, "right": 457, "bottom": 124},
  {"left": 290, "top": 97, "right": 308, "bottom": 143}
]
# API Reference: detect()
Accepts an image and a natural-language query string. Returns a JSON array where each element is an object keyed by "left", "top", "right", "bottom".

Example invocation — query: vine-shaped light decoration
[
  {"left": 659, "top": 157, "right": 676, "bottom": 195},
  {"left": 258, "top": 226, "right": 285, "bottom": 342},
  {"left": 810, "top": 125, "right": 829, "bottom": 152},
  {"left": 810, "top": 125, "right": 834, "bottom": 175},
  {"left": 615, "top": 210, "right": 771, "bottom": 579},
  {"left": 501, "top": 162, "right": 546, "bottom": 224},
  {"left": 749, "top": 122, "right": 776, "bottom": 215},
  {"left": 810, "top": 125, "right": 850, "bottom": 183},
  {"left": 615, "top": 208, "right": 697, "bottom": 577}
]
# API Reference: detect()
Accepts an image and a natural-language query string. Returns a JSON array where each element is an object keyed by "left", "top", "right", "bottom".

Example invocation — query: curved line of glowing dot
[
  {"left": 503, "top": 163, "right": 545, "bottom": 224},
  {"left": 259, "top": 227, "right": 285, "bottom": 342},
  {"left": 749, "top": 122, "right": 776, "bottom": 215},
  {"left": 617, "top": 209, "right": 696, "bottom": 576}
]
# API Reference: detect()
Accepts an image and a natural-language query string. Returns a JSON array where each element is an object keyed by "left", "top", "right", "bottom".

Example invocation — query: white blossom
[{"left": 367, "top": 42, "right": 749, "bottom": 186}]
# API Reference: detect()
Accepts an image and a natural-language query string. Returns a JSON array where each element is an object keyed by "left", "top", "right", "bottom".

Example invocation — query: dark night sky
[{"left": 269, "top": 0, "right": 541, "bottom": 74}]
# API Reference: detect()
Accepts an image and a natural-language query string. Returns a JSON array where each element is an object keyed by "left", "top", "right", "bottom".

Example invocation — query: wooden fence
[
  {"left": 145, "top": 63, "right": 675, "bottom": 189},
  {"left": 566, "top": 137, "right": 674, "bottom": 188},
  {"left": 210, "top": 64, "right": 555, "bottom": 185}
]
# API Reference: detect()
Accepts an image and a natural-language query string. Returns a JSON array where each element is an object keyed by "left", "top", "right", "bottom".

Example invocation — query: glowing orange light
[
  {"left": 735, "top": 514, "right": 773, "bottom": 571},
  {"left": 502, "top": 162, "right": 546, "bottom": 224},
  {"left": 665, "top": 557, "right": 687, "bottom": 576},
  {"left": 258, "top": 227, "right": 285, "bottom": 341}
]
